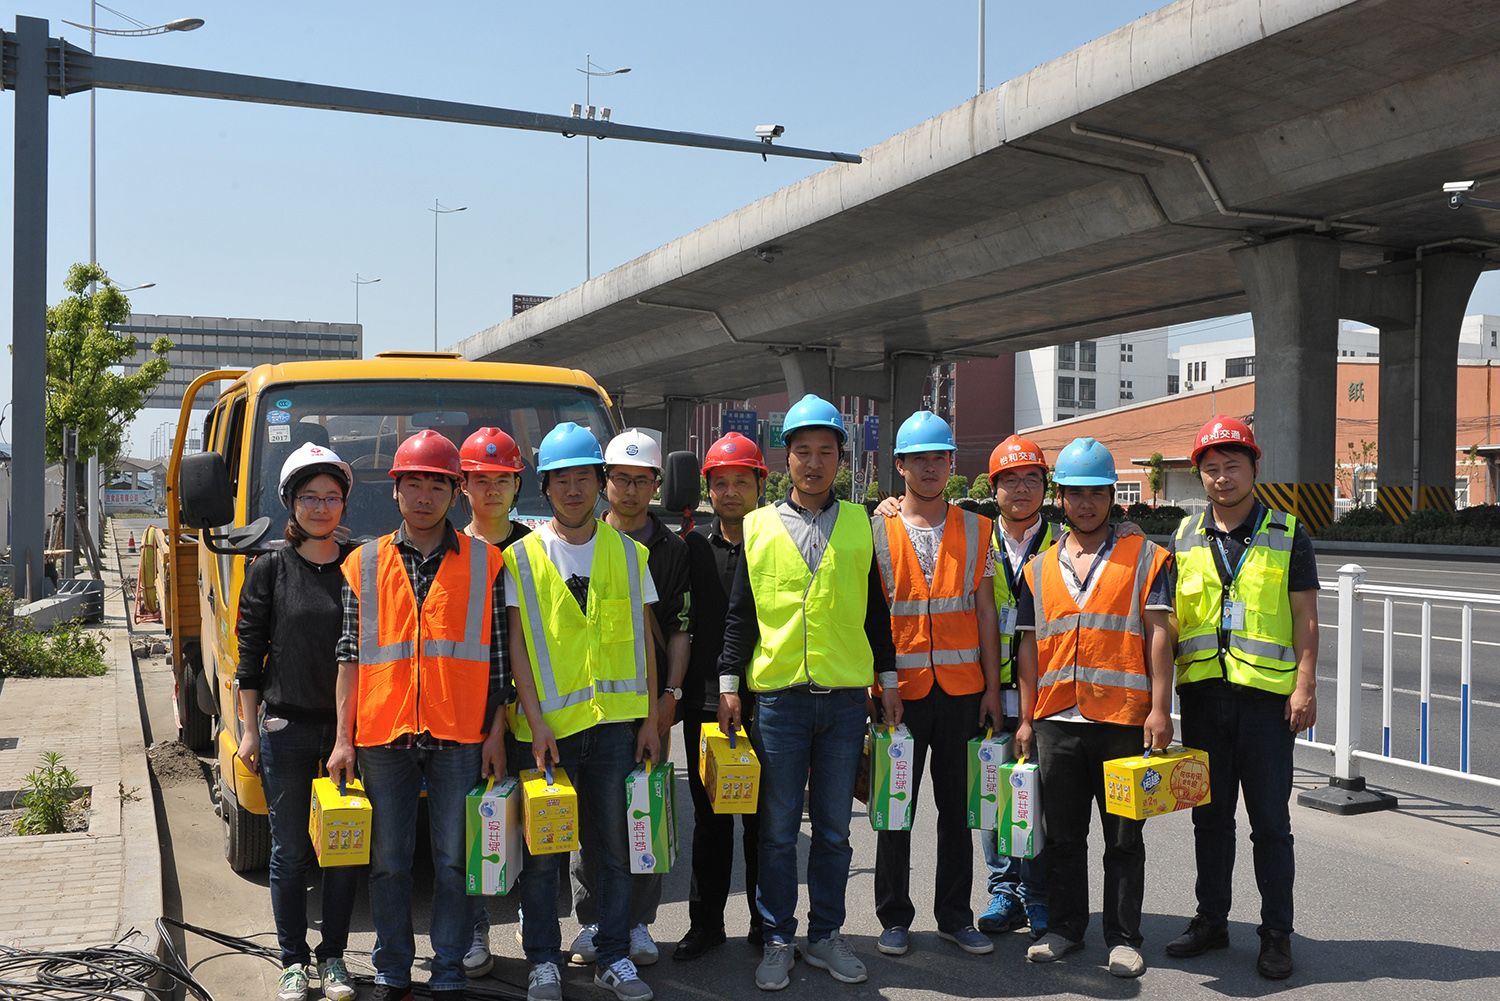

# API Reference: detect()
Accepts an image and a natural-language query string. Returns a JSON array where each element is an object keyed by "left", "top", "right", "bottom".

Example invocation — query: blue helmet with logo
[
  {"left": 537, "top": 422, "right": 604, "bottom": 472},
  {"left": 1050, "top": 437, "right": 1117, "bottom": 486},
  {"left": 894, "top": 411, "right": 955, "bottom": 455},
  {"left": 781, "top": 394, "right": 846, "bottom": 447}
]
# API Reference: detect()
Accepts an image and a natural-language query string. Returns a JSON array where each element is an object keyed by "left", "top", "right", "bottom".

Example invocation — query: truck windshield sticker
[
  {"left": 276, "top": 398, "right": 293, "bottom": 409},
  {"left": 267, "top": 409, "right": 292, "bottom": 424},
  {"left": 269, "top": 426, "right": 291, "bottom": 443}
]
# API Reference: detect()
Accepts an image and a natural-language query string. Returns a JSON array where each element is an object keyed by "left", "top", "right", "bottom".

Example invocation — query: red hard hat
[
  {"left": 389, "top": 429, "right": 462, "bottom": 480},
  {"left": 989, "top": 435, "right": 1048, "bottom": 485},
  {"left": 461, "top": 427, "right": 524, "bottom": 473},
  {"left": 1191, "top": 416, "right": 1260, "bottom": 465},
  {"left": 702, "top": 431, "right": 769, "bottom": 478}
]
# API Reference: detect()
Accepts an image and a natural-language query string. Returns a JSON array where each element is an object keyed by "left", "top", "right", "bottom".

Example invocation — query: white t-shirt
[{"left": 505, "top": 523, "right": 658, "bottom": 607}]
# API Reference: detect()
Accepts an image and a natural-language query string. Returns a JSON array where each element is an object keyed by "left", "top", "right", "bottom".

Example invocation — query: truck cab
[{"left": 161, "top": 352, "right": 617, "bottom": 870}]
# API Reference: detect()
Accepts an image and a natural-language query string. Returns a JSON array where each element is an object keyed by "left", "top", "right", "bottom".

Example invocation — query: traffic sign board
[
  {"left": 769, "top": 424, "right": 785, "bottom": 449},
  {"left": 863, "top": 415, "right": 880, "bottom": 453},
  {"left": 721, "top": 409, "right": 758, "bottom": 442}
]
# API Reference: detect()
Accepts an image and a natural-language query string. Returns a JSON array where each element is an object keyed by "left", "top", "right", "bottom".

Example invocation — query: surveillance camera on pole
[
  {"left": 1443, "top": 179, "right": 1500, "bottom": 211},
  {"left": 756, "top": 125, "right": 785, "bottom": 160}
]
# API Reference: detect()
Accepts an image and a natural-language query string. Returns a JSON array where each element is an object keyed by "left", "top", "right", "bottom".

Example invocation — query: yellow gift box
[
  {"left": 1104, "top": 746, "right": 1212, "bottom": 820},
  {"left": 699, "top": 723, "right": 760, "bottom": 814},
  {"left": 520, "top": 765, "right": 578, "bottom": 854},
  {"left": 309, "top": 776, "right": 371, "bottom": 867}
]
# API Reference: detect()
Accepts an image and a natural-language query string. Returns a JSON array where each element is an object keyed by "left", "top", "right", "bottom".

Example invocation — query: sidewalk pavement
[{"left": 0, "top": 521, "right": 161, "bottom": 953}]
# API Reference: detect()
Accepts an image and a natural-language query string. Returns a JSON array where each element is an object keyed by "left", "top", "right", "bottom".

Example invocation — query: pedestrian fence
[{"left": 1299, "top": 563, "right": 1498, "bottom": 792}]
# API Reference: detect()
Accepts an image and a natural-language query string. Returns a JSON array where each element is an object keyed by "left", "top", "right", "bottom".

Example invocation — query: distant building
[{"left": 1014, "top": 329, "right": 1171, "bottom": 427}]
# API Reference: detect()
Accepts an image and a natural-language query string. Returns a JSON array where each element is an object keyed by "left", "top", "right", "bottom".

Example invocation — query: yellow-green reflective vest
[
  {"left": 992, "top": 521, "right": 1060, "bottom": 685},
  {"left": 743, "top": 501, "right": 875, "bottom": 691},
  {"left": 506, "top": 522, "right": 651, "bottom": 741},
  {"left": 1173, "top": 508, "right": 1298, "bottom": 695}
]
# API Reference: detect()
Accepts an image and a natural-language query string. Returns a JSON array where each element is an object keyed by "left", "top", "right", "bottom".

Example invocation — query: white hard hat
[
  {"left": 604, "top": 428, "right": 663, "bottom": 472},
  {"left": 279, "top": 442, "right": 354, "bottom": 509}
]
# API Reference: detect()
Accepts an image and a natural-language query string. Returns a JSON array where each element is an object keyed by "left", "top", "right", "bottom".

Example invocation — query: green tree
[
  {"left": 764, "top": 471, "right": 791, "bottom": 505},
  {"left": 1147, "top": 452, "right": 1166, "bottom": 505},
  {"left": 44, "top": 263, "right": 172, "bottom": 467},
  {"left": 968, "top": 474, "right": 993, "bottom": 500},
  {"left": 864, "top": 479, "right": 882, "bottom": 502},
  {"left": 832, "top": 466, "right": 853, "bottom": 500},
  {"left": 943, "top": 474, "right": 970, "bottom": 500}
]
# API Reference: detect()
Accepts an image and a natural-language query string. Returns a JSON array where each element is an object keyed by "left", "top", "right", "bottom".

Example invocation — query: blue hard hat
[
  {"left": 537, "top": 422, "right": 604, "bottom": 472},
  {"left": 1050, "top": 437, "right": 1117, "bottom": 486},
  {"left": 894, "top": 410, "right": 955, "bottom": 455},
  {"left": 781, "top": 394, "right": 846, "bottom": 447}
]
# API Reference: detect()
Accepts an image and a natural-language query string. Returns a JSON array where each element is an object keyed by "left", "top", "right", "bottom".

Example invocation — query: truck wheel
[
  {"left": 220, "top": 777, "right": 270, "bottom": 872},
  {"left": 179, "top": 664, "right": 214, "bottom": 753}
]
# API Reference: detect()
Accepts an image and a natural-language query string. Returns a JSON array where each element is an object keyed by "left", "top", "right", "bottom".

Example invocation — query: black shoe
[
  {"left": 370, "top": 986, "right": 415, "bottom": 1001},
  {"left": 674, "top": 927, "right": 727, "bottom": 961},
  {"left": 747, "top": 927, "right": 764, "bottom": 948},
  {"left": 1165, "top": 915, "right": 1230, "bottom": 958},
  {"left": 1257, "top": 930, "right": 1294, "bottom": 980},
  {"left": 430, "top": 991, "right": 466, "bottom": 1001}
]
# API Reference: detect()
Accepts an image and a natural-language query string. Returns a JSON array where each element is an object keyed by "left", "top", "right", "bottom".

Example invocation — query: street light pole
[
  {"left": 977, "top": 0, "right": 986, "bottom": 96},
  {"left": 352, "top": 273, "right": 381, "bottom": 325},
  {"left": 429, "top": 200, "right": 466, "bottom": 350},
  {"left": 577, "top": 55, "right": 630, "bottom": 280}
]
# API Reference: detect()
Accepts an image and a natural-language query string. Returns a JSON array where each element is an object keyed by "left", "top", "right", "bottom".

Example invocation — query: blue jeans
[
  {"left": 751, "top": 686, "right": 867, "bottom": 944},
  {"left": 514, "top": 722, "right": 637, "bottom": 969},
  {"left": 358, "top": 742, "right": 481, "bottom": 991},
  {"left": 260, "top": 719, "right": 361, "bottom": 968},
  {"left": 984, "top": 833, "right": 1048, "bottom": 907},
  {"left": 1179, "top": 687, "right": 1296, "bottom": 936}
]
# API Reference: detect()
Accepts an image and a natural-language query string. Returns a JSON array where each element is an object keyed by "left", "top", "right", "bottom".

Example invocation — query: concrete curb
[{"left": 1311, "top": 539, "right": 1500, "bottom": 561}]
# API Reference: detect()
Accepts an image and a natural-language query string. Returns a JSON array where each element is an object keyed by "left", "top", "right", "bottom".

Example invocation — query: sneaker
[
  {"left": 804, "top": 935, "right": 867, "bottom": 984},
  {"left": 317, "top": 959, "right": 355, "bottom": 1001},
  {"left": 876, "top": 926, "right": 909, "bottom": 956},
  {"left": 527, "top": 961, "right": 563, "bottom": 1001},
  {"left": 1026, "top": 932, "right": 1083, "bottom": 963},
  {"left": 569, "top": 924, "right": 598, "bottom": 965},
  {"left": 1257, "top": 930, "right": 1294, "bottom": 980},
  {"left": 1109, "top": 944, "right": 1146, "bottom": 978},
  {"left": 630, "top": 924, "right": 659, "bottom": 966},
  {"left": 937, "top": 926, "right": 994, "bottom": 955},
  {"left": 1025, "top": 903, "right": 1049, "bottom": 941},
  {"left": 755, "top": 941, "right": 796, "bottom": 991},
  {"left": 276, "top": 965, "right": 308, "bottom": 1001},
  {"left": 594, "top": 957, "right": 654, "bottom": 1001},
  {"left": 464, "top": 927, "right": 494, "bottom": 979},
  {"left": 1165, "top": 914, "right": 1230, "bottom": 958},
  {"left": 369, "top": 986, "right": 414, "bottom": 1001},
  {"left": 977, "top": 894, "right": 1025, "bottom": 934}
]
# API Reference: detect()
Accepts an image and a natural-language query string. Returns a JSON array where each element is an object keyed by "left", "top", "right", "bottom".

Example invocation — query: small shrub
[
  {"left": 943, "top": 474, "right": 970, "bottom": 501},
  {"left": 1126, "top": 503, "right": 1154, "bottom": 521},
  {"left": 1337, "top": 506, "right": 1392, "bottom": 528},
  {"left": 968, "top": 476, "right": 993, "bottom": 500},
  {"left": 1455, "top": 504, "right": 1500, "bottom": 532},
  {"left": 1404, "top": 508, "right": 1454, "bottom": 534},
  {"left": 0, "top": 591, "right": 109, "bottom": 679},
  {"left": 16, "top": 752, "right": 80, "bottom": 836},
  {"left": 1039, "top": 503, "right": 1064, "bottom": 525}
]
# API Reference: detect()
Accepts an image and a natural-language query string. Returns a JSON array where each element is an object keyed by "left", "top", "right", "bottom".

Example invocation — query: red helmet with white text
[{"left": 1191, "top": 416, "right": 1260, "bottom": 466}]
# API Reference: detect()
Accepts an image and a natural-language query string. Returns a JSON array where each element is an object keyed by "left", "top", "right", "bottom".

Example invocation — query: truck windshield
[{"left": 249, "top": 379, "right": 615, "bottom": 542}]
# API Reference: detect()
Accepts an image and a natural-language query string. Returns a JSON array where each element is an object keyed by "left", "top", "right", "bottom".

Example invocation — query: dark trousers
[
  {"left": 1034, "top": 718, "right": 1147, "bottom": 949},
  {"left": 682, "top": 709, "right": 762, "bottom": 936},
  {"left": 1179, "top": 688, "right": 1296, "bottom": 936},
  {"left": 873, "top": 686, "right": 980, "bottom": 932}
]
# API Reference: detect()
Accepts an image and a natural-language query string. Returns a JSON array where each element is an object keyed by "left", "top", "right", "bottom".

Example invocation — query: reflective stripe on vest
[
  {"left": 872, "top": 506, "right": 989, "bottom": 699},
  {"left": 1173, "top": 508, "right": 1299, "bottom": 694},
  {"left": 993, "top": 521, "right": 1059, "bottom": 685},
  {"left": 1029, "top": 533, "right": 1166, "bottom": 726}
]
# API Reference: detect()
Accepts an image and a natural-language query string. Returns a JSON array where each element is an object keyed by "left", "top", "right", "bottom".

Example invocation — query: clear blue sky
[{"left": 2, "top": 0, "right": 1498, "bottom": 454}]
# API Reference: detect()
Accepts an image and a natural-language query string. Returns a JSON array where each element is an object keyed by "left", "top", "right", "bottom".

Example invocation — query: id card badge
[
  {"left": 1222, "top": 600, "right": 1246, "bottom": 631},
  {"left": 1002, "top": 689, "right": 1020, "bottom": 718},
  {"left": 997, "top": 604, "right": 1019, "bottom": 636}
]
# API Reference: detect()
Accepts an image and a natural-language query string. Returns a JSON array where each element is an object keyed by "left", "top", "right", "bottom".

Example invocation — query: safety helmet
[
  {"left": 537, "top": 422, "right": 604, "bottom": 472},
  {"left": 893, "top": 410, "right": 955, "bottom": 455},
  {"left": 460, "top": 427, "right": 524, "bottom": 474},
  {"left": 1191, "top": 416, "right": 1260, "bottom": 465},
  {"left": 988, "top": 435, "right": 1048, "bottom": 486},
  {"left": 1051, "top": 437, "right": 1118, "bottom": 486},
  {"left": 781, "top": 394, "right": 846, "bottom": 447},
  {"left": 278, "top": 442, "right": 353, "bottom": 509},
  {"left": 604, "top": 428, "right": 664, "bottom": 472},
  {"left": 702, "top": 431, "right": 769, "bottom": 478},
  {"left": 388, "top": 429, "right": 462, "bottom": 481}
]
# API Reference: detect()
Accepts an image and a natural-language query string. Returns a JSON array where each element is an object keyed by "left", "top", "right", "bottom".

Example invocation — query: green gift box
[
  {"left": 625, "top": 759, "right": 677, "bottom": 874},
  {"left": 868, "top": 723, "right": 915, "bottom": 831},
  {"left": 995, "top": 758, "right": 1044, "bottom": 859},
  {"left": 466, "top": 775, "right": 522, "bottom": 895},
  {"left": 966, "top": 729, "right": 1014, "bottom": 830}
]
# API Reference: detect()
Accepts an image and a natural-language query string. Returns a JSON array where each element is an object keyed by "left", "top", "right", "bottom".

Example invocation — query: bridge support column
[
  {"left": 1231, "top": 235, "right": 1340, "bottom": 532},
  {"left": 1375, "top": 254, "right": 1483, "bottom": 521},
  {"left": 876, "top": 356, "right": 932, "bottom": 496},
  {"left": 663, "top": 397, "right": 694, "bottom": 455},
  {"left": 778, "top": 349, "right": 832, "bottom": 402}
]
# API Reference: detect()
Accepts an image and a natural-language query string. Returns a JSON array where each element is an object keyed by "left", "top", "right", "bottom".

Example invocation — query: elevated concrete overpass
[{"left": 455, "top": 0, "right": 1500, "bottom": 528}]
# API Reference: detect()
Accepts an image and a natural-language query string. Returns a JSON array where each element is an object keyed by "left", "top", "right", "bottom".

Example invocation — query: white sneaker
[
  {"left": 595, "top": 957, "right": 654, "bottom": 1001},
  {"left": 1109, "top": 944, "right": 1146, "bottom": 978},
  {"left": 464, "top": 926, "right": 494, "bottom": 978},
  {"left": 527, "top": 960, "right": 563, "bottom": 1001},
  {"left": 570, "top": 924, "right": 599, "bottom": 965},
  {"left": 629, "top": 924, "right": 659, "bottom": 966}
]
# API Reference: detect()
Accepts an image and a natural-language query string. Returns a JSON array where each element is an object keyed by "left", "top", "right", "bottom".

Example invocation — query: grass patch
[{"left": 0, "top": 588, "right": 110, "bottom": 679}]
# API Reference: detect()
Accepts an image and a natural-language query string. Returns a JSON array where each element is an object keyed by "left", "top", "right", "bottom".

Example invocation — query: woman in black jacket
[{"left": 235, "top": 442, "right": 360, "bottom": 1001}]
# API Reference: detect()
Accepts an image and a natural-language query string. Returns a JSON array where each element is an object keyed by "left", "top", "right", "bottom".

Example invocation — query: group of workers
[{"left": 233, "top": 392, "right": 1319, "bottom": 1001}]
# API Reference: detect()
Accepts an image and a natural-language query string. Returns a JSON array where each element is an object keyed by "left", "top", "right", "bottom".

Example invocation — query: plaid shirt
[{"left": 337, "top": 521, "right": 510, "bottom": 749}]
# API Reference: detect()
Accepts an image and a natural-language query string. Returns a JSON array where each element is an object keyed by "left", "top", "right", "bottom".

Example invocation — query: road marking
[
  {"left": 1316, "top": 675, "right": 1500, "bottom": 710},
  {"left": 1321, "top": 621, "right": 1500, "bottom": 648}
]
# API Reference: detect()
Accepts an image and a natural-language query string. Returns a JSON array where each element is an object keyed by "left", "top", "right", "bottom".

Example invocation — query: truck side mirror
[
  {"left": 660, "top": 451, "right": 702, "bottom": 538},
  {"left": 179, "top": 451, "right": 234, "bottom": 529}
]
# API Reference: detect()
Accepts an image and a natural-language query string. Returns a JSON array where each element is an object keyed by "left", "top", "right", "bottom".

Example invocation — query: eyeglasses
[
  {"left": 995, "top": 474, "right": 1045, "bottom": 491},
  {"left": 295, "top": 495, "right": 345, "bottom": 510},
  {"left": 608, "top": 474, "right": 658, "bottom": 492}
]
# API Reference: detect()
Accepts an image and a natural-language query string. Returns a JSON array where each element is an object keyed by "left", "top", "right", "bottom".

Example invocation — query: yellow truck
[{"left": 160, "top": 352, "right": 618, "bottom": 871}]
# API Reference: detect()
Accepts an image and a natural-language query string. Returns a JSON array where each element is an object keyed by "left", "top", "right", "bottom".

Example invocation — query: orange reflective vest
[
  {"left": 1025, "top": 533, "right": 1169, "bottom": 726},
  {"left": 342, "top": 530, "right": 504, "bottom": 746},
  {"left": 872, "top": 507, "right": 990, "bottom": 700}
]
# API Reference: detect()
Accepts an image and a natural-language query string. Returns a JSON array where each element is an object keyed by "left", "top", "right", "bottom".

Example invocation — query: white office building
[{"left": 1014, "top": 329, "right": 1172, "bottom": 427}]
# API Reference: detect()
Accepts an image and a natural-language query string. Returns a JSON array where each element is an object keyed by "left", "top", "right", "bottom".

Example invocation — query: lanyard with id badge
[
  {"left": 997, "top": 545, "right": 1024, "bottom": 716},
  {"left": 1214, "top": 534, "right": 1250, "bottom": 632}
]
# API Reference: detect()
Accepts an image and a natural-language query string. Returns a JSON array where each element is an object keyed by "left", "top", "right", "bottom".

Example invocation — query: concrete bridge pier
[
  {"left": 1231, "top": 234, "right": 1341, "bottom": 533},
  {"left": 874, "top": 355, "right": 931, "bottom": 496}
]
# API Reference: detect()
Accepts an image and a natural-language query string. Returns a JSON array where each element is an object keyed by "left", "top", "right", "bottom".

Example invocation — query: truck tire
[
  {"left": 179, "top": 664, "right": 215, "bottom": 753},
  {"left": 220, "top": 777, "right": 270, "bottom": 872}
]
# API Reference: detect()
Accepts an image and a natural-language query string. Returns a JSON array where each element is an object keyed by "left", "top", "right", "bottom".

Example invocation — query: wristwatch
[{"left": 664, "top": 687, "right": 683, "bottom": 701}]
